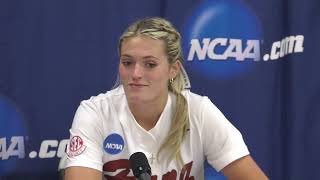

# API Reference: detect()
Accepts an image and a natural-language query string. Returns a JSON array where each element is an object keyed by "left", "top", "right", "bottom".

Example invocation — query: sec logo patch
[{"left": 67, "top": 136, "right": 87, "bottom": 157}]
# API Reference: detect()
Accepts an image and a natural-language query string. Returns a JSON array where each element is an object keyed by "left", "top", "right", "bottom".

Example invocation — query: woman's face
[{"left": 119, "top": 36, "right": 178, "bottom": 104}]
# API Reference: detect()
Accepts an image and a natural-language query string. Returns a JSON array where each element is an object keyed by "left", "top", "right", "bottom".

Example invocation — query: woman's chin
[{"left": 127, "top": 94, "right": 145, "bottom": 104}]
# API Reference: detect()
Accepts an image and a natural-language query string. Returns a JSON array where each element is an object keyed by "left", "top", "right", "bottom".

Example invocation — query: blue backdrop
[{"left": 1, "top": 0, "right": 319, "bottom": 179}]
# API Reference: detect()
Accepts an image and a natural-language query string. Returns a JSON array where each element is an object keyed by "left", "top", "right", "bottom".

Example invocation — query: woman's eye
[
  {"left": 145, "top": 63, "right": 157, "bottom": 68},
  {"left": 121, "top": 61, "right": 132, "bottom": 66}
]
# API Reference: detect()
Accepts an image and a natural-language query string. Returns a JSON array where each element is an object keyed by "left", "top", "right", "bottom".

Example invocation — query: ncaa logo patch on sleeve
[
  {"left": 67, "top": 136, "right": 87, "bottom": 157},
  {"left": 103, "top": 133, "right": 124, "bottom": 155}
]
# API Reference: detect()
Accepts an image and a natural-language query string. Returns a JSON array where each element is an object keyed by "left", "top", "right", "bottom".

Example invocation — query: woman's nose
[{"left": 132, "top": 64, "right": 143, "bottom": 78}]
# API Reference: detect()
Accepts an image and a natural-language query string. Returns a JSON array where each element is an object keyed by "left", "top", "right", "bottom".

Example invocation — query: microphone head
[{"left": 129, "top": 152, "right": 151, "bottom": 178}]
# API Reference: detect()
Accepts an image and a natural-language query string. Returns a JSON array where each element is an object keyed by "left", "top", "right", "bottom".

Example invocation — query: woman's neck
[{"left": 128, "top": 94, "right": 168, "bottom": 131}]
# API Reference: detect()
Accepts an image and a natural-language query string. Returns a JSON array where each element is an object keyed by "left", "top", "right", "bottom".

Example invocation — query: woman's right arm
[
  {"left": 65, "top": 166, "right": 102, "bottom": 180},
  {"left": 63, "top": 100, "right": 105, "bottom": 180}
]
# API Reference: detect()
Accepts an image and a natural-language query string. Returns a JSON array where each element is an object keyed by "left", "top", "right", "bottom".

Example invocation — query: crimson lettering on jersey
[
  {"left": 103, "top": 160, "right": 194, "bottom": 180},
  {"left": 103, "top": 159, "right": 135, "bottom": 180},
  {"left": 179, "top": 161, "right": 195, "bottom": 180}
]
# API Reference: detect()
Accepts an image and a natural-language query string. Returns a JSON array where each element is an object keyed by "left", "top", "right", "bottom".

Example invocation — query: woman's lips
[{"left": 128, "top": 83, "right": 148, "bottom": 89}]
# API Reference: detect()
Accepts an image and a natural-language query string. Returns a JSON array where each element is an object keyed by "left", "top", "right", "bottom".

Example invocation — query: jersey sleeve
[
  {"left": 201, "top": 97, "right": 249, "bottom": 172},
  {"left": 64, "top": 99, "right": 104, "bottom": 172}
]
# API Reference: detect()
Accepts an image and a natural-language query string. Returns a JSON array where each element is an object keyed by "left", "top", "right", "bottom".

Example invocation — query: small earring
[{"left": 170, "top": 78, "right": 174, "bottom": 83}]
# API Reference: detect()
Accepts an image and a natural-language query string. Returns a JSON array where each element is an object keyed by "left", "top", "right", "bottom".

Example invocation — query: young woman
[{"left": 63, "top": 17, "right": 268, "bottom": 180}]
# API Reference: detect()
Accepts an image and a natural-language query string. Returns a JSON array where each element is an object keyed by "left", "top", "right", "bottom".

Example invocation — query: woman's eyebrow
[
  {"left": 142, "top": 56, "right": 160, "bottom": 60},
  {"left": 120, "top": 54, "right": 160, "bottom": 61},
  {"left": 120, "top": 54, "right": 133, "bottom": 58}
]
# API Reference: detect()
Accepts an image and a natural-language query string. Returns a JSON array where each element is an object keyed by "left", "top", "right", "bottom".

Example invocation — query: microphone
[{"left": 129, "top": 152, "right": 152, "bottom": 180}]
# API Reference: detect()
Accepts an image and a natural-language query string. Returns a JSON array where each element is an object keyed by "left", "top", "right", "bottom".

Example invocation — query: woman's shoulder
[
  {"left": 182, "top": 89, "right": 211, "bottom": 107},
  {"left": 79, "top": 85, "right": 126, "bottom": 108},
  {"left": 182, "top": 90, "right": 224, "bottom": 122}
]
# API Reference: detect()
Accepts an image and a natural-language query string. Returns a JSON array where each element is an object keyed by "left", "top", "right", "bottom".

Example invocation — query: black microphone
[{"left": 129, "top": 152, "right": 152, "bottom": 180}]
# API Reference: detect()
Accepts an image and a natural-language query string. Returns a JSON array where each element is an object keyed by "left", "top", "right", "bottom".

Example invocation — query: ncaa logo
[
  {"left": 103, "top": 133, "right": 124, "bottom": 155},
  {"left": 182, "top": 0, "right": 262, "bottom": 79}
]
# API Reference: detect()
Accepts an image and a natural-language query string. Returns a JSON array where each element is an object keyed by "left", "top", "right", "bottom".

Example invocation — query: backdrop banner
[{"left": 1, "top": 0, "right": 319, "bottom": 179}]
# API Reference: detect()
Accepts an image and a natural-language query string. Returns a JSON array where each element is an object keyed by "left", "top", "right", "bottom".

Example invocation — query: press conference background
[{"left": 1, "top": 0, "right": 319, "bottom": 179}]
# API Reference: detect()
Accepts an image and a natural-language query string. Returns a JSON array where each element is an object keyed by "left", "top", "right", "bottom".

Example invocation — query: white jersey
[{"left": 64, "top": 85, "right": 249, "bottom": 179}]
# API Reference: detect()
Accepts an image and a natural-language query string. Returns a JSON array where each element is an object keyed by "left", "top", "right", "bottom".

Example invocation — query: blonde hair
[{"left": 118, "top": 17, "right": 189, "bottom": 166}]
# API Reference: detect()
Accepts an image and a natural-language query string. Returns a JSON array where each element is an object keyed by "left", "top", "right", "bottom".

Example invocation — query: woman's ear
[{"left": 169, "top": 60, "right": 181, "bottom": 79}]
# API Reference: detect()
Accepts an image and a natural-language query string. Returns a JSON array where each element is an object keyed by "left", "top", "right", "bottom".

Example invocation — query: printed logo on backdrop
[
  {"left": 0, "top": 94, "right": 27, "bottom": 176},
  {"left": 182, "top": 0, "right": 304, "bottom": 80},
  {"left": 103, "top": 133, "right": 124, "bottom": 154},
  {"left": 0, "top": 94, "right": 69, "bottom": 176}
]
